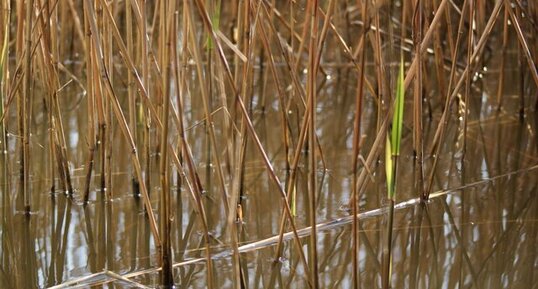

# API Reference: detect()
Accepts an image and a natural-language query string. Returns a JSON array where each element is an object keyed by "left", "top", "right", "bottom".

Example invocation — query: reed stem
[
  {"left": 158, "top": 0, "right": 173, "bottom": 286},
  {"left": 22, "top": 0, "right": 33, "bottom": 214}
]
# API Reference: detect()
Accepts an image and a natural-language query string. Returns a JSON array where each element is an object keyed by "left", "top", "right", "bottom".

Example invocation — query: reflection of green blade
[
  {"left": 385, "top": 135, "right": 393, "bottom": 199},
  {"left": 391, "top": 57, "right": 405, "bottom": 156}
]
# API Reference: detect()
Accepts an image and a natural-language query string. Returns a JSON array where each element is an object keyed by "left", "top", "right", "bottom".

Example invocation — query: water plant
[{"left": 383, "top": 56, "right": 405, "bottom": 289}]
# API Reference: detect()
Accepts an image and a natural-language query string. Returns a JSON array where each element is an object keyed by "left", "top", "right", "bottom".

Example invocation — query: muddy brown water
[
  {"left": 0, "top": 3, "right": 538, "bottom": 285},
  {"left": 0, "top": 59, "right": 536, "bottom": 288}
]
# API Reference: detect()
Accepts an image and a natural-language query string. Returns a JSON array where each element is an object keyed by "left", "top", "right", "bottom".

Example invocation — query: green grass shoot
[
  {"left": 391, "top": 57, "right": 405, "bottom": 156},
  {"left": 386, "top": 57, "right": 405, "bottom": 200},
  {"left": 385, "top": 135, "right": 394, "bottom": 198}
]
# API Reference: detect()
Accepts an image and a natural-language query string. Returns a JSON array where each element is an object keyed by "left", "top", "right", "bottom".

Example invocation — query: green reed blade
[
  {"left": 385, "top": 135, "right": 394, "bottom": 199},
  {"left": 391, "top": 57, "right": 405, "bottom": 156}
]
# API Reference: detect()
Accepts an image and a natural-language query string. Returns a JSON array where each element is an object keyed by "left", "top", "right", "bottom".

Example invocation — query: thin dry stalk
[
  {"left": 351, "top": 1, "right": 369, "bottom": 287},
  {"left": 82, "top": 3, "right": 97, "bottom": 203},
  {"left": 0, "top": 57, "right": 26, "bottom": 127},
  {"left": 159, "top": 1, "right": 173, "bottom": 285},
  {"left": 58, "top": 0, "right": 68, "bottom": 56},
  {"left": 401, "top": 0, "right": 408, "bottom": 51},
  {"left": 518, "top": 33, "right": 525, "bottom": 120},
  {"left": 21, "top": 0, "right": 33, "bottom": 214},
  {"left": 496, "top": 7, "right": 509, "bottom": 110},
  {"left": 307, "top": 1, "right": 320, "bottom": 288},
  {"left": 382, "top": 198, "right": 395, "bottom": 289},
  {"left": 126, "top": 0, "right": 140, "bottom": 197},
  {"left": 138, "top": 0, "right": 152, "bottom": 195},
  {"left": 0, "top": 0, "right": 9, "bottom": 179},
  {"left": 292, "top": 0, "right": 312, "bottom": 72},
  {"left": 90, "top": 1, "right": 107, "bottom": 197},
  {"left": 443, "top": 0, "right": 455, "bottom": 59},
  {"left": 103, "top": 1, "right": 114, "bottom": 198},
  {"left": 371, "top": 9, "right": 387, "bottom": 129},
  {"left": 229, "top": 0, "right": 250, "bottom": 242},
  {"left": 413, "top": 0, "right": 425, "bottom": 198},
  {"left": 431, "top": 0, "right": 447, "bottom": 100},
  {"left": 462, "top": 0, "right": 474, "bottom": 158}
]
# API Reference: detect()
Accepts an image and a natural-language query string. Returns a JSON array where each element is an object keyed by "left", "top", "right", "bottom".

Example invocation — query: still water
[
  {"left": 0, "top": 61, "right": 536, "bottom": 288},
  {"left": 0, "top": 2, "right": 537, "bottom": 288}
]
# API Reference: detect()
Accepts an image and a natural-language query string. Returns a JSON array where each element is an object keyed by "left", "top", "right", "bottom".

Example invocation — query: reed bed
[{"left": 0, "top": 0, "right": 537, "bottom": 288}]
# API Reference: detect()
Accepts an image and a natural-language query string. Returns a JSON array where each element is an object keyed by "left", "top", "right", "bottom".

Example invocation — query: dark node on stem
[
  {"left": 132, "top": 178, "right": 140, "bottom": 198},
  {"left": 421, "top": 192, "right": 429, "bottom": 202}
]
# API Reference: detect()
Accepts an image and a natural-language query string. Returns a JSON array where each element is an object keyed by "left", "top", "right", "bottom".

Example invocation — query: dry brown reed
[{"left": 1, "top": 0, "right": 536, "bottom": 288}]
